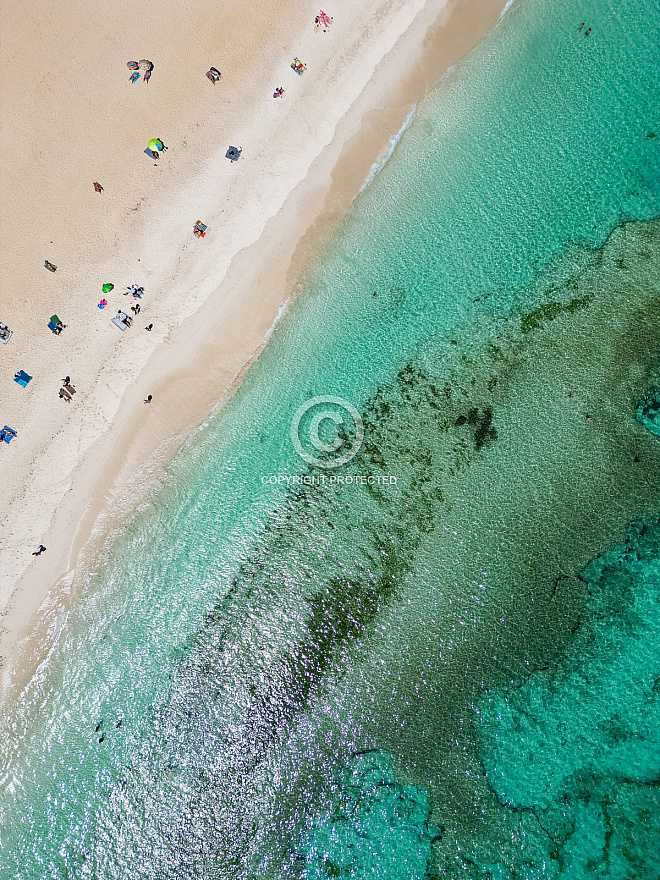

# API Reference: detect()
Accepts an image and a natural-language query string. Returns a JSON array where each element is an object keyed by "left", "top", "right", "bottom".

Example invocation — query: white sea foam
[
  {"left": 499, "top": 0, "right": 518, "bottom": 20},
  {"left": 263, "top": 296, "right": 291, "bottom": 342},
  {"left": 360, "top": 105, "right": 417, "bottom": 193}
]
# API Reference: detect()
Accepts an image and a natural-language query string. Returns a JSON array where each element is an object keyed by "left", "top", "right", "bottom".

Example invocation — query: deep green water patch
[{"left": 520, "top": 294, "right": 593, "bottom": 333}]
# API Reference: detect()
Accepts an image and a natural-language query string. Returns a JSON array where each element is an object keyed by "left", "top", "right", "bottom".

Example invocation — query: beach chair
[
  {"left": 1, "top": 426, "right": 17, "bottom": 444},
  {"left": 48, "top": 315, "right": 65, "bottom": 334},
  {"left": 193, "top": 221, "right": 207, "bottom": 238},
  {"left": 0, "top": 322, "right": 12, "bottom": 344},
  {"left": 14, "top": 371, "right": 32, "bottom": 387}
]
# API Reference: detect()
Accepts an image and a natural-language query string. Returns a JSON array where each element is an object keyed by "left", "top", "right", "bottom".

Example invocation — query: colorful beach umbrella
[{"left": 147, "top": 139, "right": 162, "bottom": 151}]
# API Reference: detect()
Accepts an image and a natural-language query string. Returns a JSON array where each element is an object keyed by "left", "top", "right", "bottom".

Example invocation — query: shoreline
[{"left": 0, "top": 0, "right": 509, "bottom": 702}]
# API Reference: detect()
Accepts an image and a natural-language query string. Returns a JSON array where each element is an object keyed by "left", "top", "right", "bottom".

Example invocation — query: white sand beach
[{"left": 0, "top": 0, "right": 507, "bottom": 699}]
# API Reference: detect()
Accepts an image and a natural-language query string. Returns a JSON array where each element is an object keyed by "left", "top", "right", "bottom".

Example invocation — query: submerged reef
[
  {"left": 433, "top": 516, "right": 660, "bottom": 880},
  {"left": 637, "top": 387, "right": 660, "bottom": 437},
  {"left": 297, "top": 750, "right": 441, "bottom": 879}
]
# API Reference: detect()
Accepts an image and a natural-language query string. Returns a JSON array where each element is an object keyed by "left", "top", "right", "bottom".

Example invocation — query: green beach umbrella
[
  {"left": 147, "top": 139, "right": 162, "bottom": 151},
  {"left": 102, "top": 283, "right": 114, "bottom": 293}
]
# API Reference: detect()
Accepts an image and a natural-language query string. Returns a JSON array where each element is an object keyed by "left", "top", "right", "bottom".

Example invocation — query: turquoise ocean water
[{"left": 2, "top": 0, "right": 660, "bottom": 876}]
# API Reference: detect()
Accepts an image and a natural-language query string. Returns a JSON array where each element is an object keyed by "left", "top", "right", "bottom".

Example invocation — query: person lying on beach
[
  {"left": 44, "top": 261, "right": 57, "bottom": 272},
  {"left": 273, "top": 87, "right": 285, "bottom": 98},
  {"left": 144, "top": 68, "right": 152, "bottom": 84},
  {"left": 130, "top": 71, "right": 141, "bottom": 83},
  {"left": 32, "top": 545, "right": 47, "bottom": 556},
  {"left": 146, "top": 323, "right": 153, "bottom": 331},
  {"left": 131, "top": 303, "right": 141, "bottom": 314},
  {"left": 93, "top": 182, "right": 104, "bottom": 193},
  {"left": 59, "top": 388, "right": 72, "bottom": 402}
]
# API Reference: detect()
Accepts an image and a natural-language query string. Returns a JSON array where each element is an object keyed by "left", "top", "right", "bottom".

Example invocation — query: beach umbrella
[
  {"left": 102, "top": 283, "right": 114, "bottom": 293},
  {"left": 148, "top": 139, "right": 162, "bottom": 151}
]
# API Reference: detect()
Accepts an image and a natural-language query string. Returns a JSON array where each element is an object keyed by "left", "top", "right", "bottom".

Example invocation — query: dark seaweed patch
[{"left": 520, "top": 295, "right": 593, "bottom": 333}]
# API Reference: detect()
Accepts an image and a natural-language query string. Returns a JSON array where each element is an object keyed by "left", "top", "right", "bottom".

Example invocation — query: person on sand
[
  {"left": 32, "top": 545, "right": 46, "bottom": 556},
  {"left": 93, "top": 182, "right": 104, "bottom": 193},
  {"left": 130, "top": 71, "right": 140, "bottom": 83},
  {"left": 131, "top": 303, "right": 141, "bottom": 314},
  {"left": 59, "top": 388, "right": 71, "bottom": 402},
  {"left": 61, "top": 376, "right": 71, "bottom": 385},
  {"left": 144, "top": 394, "right": 153, "bottom": 404},
  {"left": 146, "top": 323, "right": 153, "bottom": 331}
]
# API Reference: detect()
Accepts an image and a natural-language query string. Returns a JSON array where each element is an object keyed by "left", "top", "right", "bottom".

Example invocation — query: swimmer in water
[
  {"left": 585, "top": 28, "right": 591, "bottom": 35},
  {"left": 578, "top": 22, "right": 585, "bottom": 29}
]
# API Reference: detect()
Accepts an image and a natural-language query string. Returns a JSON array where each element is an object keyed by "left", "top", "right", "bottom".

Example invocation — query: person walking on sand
[
  {"left": 144, "top": 394, "right": 152, "bottom": 404},
  {"left": 32, "top": 545, "right": 47, "bottom": 556},
  {"left": 145, "top": 323, "right": 153, "bottom": 331},
  {"left": 93, "top": 182, "right": 104, "bottom": 193}
]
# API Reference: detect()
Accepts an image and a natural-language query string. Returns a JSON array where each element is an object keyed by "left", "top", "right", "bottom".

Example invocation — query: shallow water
[{"left": 2, "top": 0, "right": 660, "bottom": 876}]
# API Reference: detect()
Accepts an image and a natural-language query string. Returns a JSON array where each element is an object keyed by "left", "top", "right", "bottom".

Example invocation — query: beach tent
[
  {"left": 14, "top": 371, "right": 32, "bottom": 387},
  {"left": 0, "top": 322, "right": 12, "bottom": 344},
  {"left": 102, "top": 283, "right": 114, "bottom": 294},
  {"left": 225, "top": 146, "right": 242, "bottom": 161}
]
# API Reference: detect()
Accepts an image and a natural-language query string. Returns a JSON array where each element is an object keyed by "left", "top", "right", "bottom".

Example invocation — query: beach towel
[
  {"left": 14, "top": 371, "right": 32, "bottom": 387},
  {"left": 1, "top": 426, "right": 17, "bottom": 444}
]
